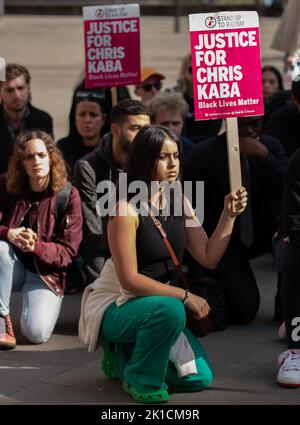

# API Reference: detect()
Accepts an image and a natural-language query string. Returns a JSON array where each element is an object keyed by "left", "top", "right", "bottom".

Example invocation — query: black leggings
[{"left": 282, "top": 245, "right": 300, "bottom": 348}]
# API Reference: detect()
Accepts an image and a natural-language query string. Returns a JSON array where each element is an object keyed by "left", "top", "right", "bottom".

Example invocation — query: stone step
[{"left": 3, "top": 0, "right": 282, "bottom": 17}]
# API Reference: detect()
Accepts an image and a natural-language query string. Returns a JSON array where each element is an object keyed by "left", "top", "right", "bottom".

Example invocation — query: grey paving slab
[
  {"left": 7, "top": 381, "right": 132, "bottom": 405},
  {"left": 45, "top": 358, "right": 109, "bottom": 389},
  {"left": 2, "top": 293, "right": 97, "bottom": 368},
  {"left": 0, "top": 359, "right": 69, "bottom": 396},
  {"left": 0, "top": 14, "right": 296, "bottom": 406},
  {"left": 0, "top": 341, "right": 98, "bottom": 368},
  {"left": 2, "top": 250, "right": 296, "bottom": 405},
  {"left": 0, "top": 395, "right": 19, "bottom": 404},
  {"left": 1, "top": 383, "right": 56, "bottom": 405},
  {"left": 169, "top": 387, "right": 300, "bottom": 405}
]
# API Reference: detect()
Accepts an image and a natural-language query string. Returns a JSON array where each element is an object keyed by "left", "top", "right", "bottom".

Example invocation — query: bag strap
[
  {"left": 55, "top": 181, "right": 72, "bottom": 222},
  {"left": 142, "top": 201, "right": 191, "bottom": 291},
  {"left": 53, "top": 182, "right": 72, "bottom": 236}
]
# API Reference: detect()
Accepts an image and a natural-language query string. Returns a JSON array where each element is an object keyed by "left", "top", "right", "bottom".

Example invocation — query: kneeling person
[{"left": 0, "top": 130, "right": 83, "bottom": 349}]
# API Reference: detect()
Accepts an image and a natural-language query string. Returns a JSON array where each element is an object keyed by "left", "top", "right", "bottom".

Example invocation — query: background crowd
[{"left": 1, "top": 0, "right": 300, "bottom": 401}]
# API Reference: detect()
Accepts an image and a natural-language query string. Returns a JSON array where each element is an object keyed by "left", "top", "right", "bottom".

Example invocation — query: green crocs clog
[
  {"left": 123, "top": 380, "right": 170, "bottom": 404},
  {"left": 101, "top": 343, "right": 116, "bottom": 379}
]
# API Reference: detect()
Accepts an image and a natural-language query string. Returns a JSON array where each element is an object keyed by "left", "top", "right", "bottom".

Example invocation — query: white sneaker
[
  {"left": 277, "top": 349, "right": 300, "bottom": 387},
  {"left": 277, "top": 322, "right": 286, "bottom": 341}
]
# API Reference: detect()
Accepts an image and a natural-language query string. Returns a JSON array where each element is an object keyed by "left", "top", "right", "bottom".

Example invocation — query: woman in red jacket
[{"left": 0, "top": 129, "right": 83, "bottom": 349}]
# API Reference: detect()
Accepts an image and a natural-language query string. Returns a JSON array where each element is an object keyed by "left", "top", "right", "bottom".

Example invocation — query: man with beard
[
  {"left": 73, "top": 99, "right": 150, "bottom": 285},
  {"left": 0, "top": 64, "right": 53, "bottom": 174}
]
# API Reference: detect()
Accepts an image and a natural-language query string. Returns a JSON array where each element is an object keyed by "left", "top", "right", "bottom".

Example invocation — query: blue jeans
[{"left": 0, "top": 241, "right": 63, "bottom": 344}]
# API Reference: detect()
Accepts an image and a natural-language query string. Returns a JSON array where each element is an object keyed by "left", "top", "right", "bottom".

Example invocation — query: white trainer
[{"left": 277, "top": 349, "right": 300, "bottom": 387}]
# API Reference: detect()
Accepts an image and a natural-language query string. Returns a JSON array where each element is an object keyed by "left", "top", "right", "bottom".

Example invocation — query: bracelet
[{"left": 182, "top": 289, "right": 190, "bottom": 305}]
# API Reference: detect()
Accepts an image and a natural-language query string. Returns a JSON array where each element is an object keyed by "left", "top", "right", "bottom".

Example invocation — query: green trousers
[{"left": 100, "top": 296, "right": 213, "bottom": 393}]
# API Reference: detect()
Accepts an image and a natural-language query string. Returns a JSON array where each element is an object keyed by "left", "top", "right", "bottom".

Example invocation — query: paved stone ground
[
  {"left": 0, "top": 254, "right": 297, "bottom": 406},
  {"left": 0, "top": 15, "right": 297, "bottom": 406}
]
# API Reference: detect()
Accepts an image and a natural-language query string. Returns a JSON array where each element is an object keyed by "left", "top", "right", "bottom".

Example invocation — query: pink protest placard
[
  {"left": 83, "top": 4, "right": 140, "bottom": 89},
  {"left": 189, "top": 11, "right": 264, "bottom": 120}
]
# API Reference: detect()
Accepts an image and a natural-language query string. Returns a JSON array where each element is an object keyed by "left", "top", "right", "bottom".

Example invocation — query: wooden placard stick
[
  {"left": 111, "top": 87, "right": 118, "bottom": 107},
  {"left": 225, "top": 117, "right": 242, "bottom": 212}
]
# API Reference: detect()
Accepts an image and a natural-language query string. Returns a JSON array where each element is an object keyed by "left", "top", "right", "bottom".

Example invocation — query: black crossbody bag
[{"left": 143, "top": 202, "right": 219, "bottom": 337}]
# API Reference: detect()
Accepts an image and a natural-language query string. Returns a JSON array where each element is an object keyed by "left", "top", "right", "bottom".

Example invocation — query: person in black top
[
  {"left": 267, "top": 76, "right": 300, "bottom": 158},
  {"left": 261, "top": 65, "right": 289, "bottom": 132},
  {"left": 57, "top": 90, "right": 107, "bottom": 175},
  {"left": 184, "top": 116, "right": 288, "bottom": 324},
  {"left": 68, "top": 76, "right": 131, "bottom": 138},
  {"left": 79, "top": 125, "right": 247, "bottom": 403},
  {"left": 73, "top": 99, "right": 150, "bottom": 285},
  {"left": 0, "top": 64, "right": 53, "bottom": 175},
  {"left": 265, "top": 77, "right": 300, "bottom": 322},
  {"left": 277, "top": 147, "right": 300, "bottom": 387},
  {"left": 262, "top": 65, "right": 283, "bottom": 101}
]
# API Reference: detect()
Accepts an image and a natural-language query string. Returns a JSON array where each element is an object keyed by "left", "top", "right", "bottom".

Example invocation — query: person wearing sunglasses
[
  {"left": 57, "top": 90, "right": 107, "bottom": 175},
  {"left": 134, "top": 67, "right": 165, "bottom": 105},
  {"left": 57, "top": 90, "right": 109, "bottom": 293},
  {"left": 67, "top": 76, "right": 131, "bottom": 140}
]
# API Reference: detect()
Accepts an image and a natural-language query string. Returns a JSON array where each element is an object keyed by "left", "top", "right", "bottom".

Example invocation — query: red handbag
[{"left": 144, "top": 202, "right": 215, "bottom": 337}]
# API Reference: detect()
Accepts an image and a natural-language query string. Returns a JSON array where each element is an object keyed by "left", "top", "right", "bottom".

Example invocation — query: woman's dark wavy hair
[
  {"left": 68, "top": 79, "right": 109, "bottom": 145},
  {"left": 262, "top": 65, "right": 283, "bottom": 92},
  {"left": 6, "top": 129, "right": 68, "bottom": 195},
  {"left": 69, "top": 92, "right": 107, "bottom": 145},
  {"left": 125, "top": 124, "right": 183, "bottom": 199},
  {"left": 102, "top": 125, "right": 183, "bottom": 250}
]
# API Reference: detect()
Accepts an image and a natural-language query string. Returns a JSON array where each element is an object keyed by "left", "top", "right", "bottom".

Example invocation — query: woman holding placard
[{"left": 79, "top": 125, "right": 247, "bottom": 403}]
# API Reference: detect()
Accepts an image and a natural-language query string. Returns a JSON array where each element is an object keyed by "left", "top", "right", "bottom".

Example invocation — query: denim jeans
[{"left": 0, "top": 241, "right": 63, "bottom": 344}]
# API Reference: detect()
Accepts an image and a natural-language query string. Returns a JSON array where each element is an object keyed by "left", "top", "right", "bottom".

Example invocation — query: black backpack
[{"left": 55, "top": 182, "right": 87, "bottom": 291}]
